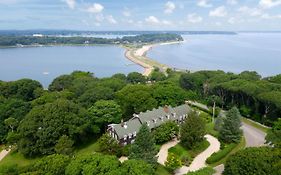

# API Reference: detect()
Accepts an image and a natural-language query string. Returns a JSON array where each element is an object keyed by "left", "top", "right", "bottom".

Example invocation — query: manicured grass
[
  {"left": 0, "top": 150, "right": 40, "bottom": 168},
  {"left": 241, "top": 117, "right": 270, "bottom": 133},
  {"left": 0, "top": 137, "right": 100, "bottom": 169},
  {"left": 168, "top": 139, "right": 210, "bottom": 166},
  {"left": 206, "top": 122, "right": 219, "bottom": 138},
  {"left": 186, "top": 167, "right": 215, "bottom": 175},
  {"left": 156, "top": 164, "right": 171, "bottom": 175},
  {"left": 208, "top": 137, "right": 246, "bottom": 167},
  {"left": 74, "top": 138, "right": 100, "bottom": 156}
]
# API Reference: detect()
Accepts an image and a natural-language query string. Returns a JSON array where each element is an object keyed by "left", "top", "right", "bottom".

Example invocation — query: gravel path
[
  {"left": 0, "top": 149, "right": 10, "bottom": 162},
  {"left": 175, "top": 135, "right": 220, "bottom": 175},
  {"left": 157, "top": 139, "right": 180, "bottom": 165}
]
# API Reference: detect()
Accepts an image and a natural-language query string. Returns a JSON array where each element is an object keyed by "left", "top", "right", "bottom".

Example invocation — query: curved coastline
[{"left": 124, "top": 41, "right": 182, "bottom": 76}]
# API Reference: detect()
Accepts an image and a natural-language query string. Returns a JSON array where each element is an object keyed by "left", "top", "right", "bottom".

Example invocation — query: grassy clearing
[
  {"left": 208, "top": 136, "right": 246, "bottom": 167},
  {"left": 74, "top": 138, "right": 99, "bottom": 156},
  {"left": 0, "top": 151, "right": 40, "bottom": 168},
  {"left": 0, "top": 137, "right": 100, "bottom": 169},
  {"left": 168, "top": 139, "right": 210, "bottom": 166},
  {"left": 206, "top": 122, "right": 219, "bottom": 138},
  {"left": 186, "top": 167, "right": 215, "bottom": 175},
  {"left": 241, "top": 117, "right": 269, "bottom": 133},
  {"left": 155, "top": 164, "right": 171, "bottom": 175}
]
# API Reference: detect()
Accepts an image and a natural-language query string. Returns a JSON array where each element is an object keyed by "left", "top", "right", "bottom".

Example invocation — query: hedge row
[{"left": 206, "top": 143, "right": 237, "bottom": 164}]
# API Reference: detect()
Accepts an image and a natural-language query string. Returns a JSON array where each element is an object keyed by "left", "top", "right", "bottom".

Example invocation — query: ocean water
[
  {"left": 0, "top": 46, "right": 142, "bottom": 87},
  {"left": 148, "top": 33, "right": 281, "bottom": 77}
]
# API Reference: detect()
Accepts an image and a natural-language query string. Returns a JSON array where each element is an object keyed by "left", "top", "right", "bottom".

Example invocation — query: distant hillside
[{"left": 0, "top": 33, "right": 183, "bottom": 47}]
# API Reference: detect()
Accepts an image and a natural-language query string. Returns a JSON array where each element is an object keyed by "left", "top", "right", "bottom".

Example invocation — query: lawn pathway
[
  {"left": 175, "top": 135, "right": 220, "bottom": 175},
  {"left": 157, "top": 139, "right": 180, "bottom": 165},
  {"left": 0, "top": 149, "right": 10, "bottom": 162}
]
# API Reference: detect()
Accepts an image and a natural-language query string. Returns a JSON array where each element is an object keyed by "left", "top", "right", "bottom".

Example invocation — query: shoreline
[{"left": 124, "top": 41, "right": 182, "bottom": 76}]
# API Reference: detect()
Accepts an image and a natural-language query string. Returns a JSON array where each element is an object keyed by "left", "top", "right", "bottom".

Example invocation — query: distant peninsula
[{"left": 0, "top": 33, "right": 183, "bottom": 47}]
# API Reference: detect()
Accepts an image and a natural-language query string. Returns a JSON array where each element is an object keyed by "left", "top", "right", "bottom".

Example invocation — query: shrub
[
  {"left": 186, "top": 167, "right": 215, "bottom": 175},
  {"left": 224, "top": 147, "right": 280, "bottom": 175},
  {"left": 165, "top": 153, "right": 182, "bottom": 172},
  {"left": 206, "top": 143, "right": 237, "bottom": 164},
  {"left": 153, "top": 121, "right": 179, "bottom": 144}
]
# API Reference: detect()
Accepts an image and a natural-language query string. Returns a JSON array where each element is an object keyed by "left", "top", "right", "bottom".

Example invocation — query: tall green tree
[
  {"left": 266, "top": 118, "right": 281, "bottom": 147},
  {"left": 219, "top": 107, "right": 242, "bottom": 143},
  {"left": 118, "top": 159, "right": 155, "bottom": 175},
  {"left": 224, "top": 147, "right": 280, "bottom": 175},
  {"left": 88, "top": 100, "right": 122, "bottom": 131},
  {"left": 116, "top": 85, "right": 157, "bottom": 119},
  {"left": 129, "top": 124, "right": 158, "bottom": 166},
  {"left": 97, "top": 134, "right": 121, "bottom": 156},
  {"left": 153, "top": 121, "right": 179, "bottom": 144},
  {"left": 17, "top": 99, "right": 91, "bottom": 157},
  {"left": 127, "top": 72, "right": 146, "bottom": 84},
  {"left": 30, "top": 154, "right": 70, "bottom": 175},
  {"left": 180, "top": 111, "right": 206, "bottom": 148},
  {"left": 65, "top": 153, "right": 120, "bottom": 175}
]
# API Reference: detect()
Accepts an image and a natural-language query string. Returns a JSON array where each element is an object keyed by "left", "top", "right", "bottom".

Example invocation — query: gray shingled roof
[{"left": 110, "top": 104, "right": 192, "bottom": 139}]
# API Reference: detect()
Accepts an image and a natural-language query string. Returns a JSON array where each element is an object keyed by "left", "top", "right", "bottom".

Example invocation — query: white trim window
[{"left": 123, "top": 135, "right": 127, "bottom": 141}]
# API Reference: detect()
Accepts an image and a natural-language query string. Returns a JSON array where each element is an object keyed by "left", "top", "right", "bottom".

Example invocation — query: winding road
[{"left": 213, "top": 121, "right": 267, "bottom": 175}]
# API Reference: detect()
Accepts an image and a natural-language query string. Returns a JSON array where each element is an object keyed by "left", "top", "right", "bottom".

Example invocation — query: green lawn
[
  {"left": 241, "top": 117, "right": 270, "bottom": 133},
  {"left": 168, "top": 139, "right": 210, "bottom": 166},
  {"left": 155, "top": 164, "right": 171, "bottom": 175},
  {"left": 206, "top": 122, "right": 219, "bottom": 138},
  {"left": 0, "top": 151, "right": 40, "bottom": 168},
  {"left": 0, "top": 137, "right": 100, "bottom": 169},
  {"left": 74, "top": 138, "right": 100, "bottom": 156}
]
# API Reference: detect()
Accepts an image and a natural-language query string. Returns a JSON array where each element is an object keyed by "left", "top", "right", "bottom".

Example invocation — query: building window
[
  {"left": 124, "top": 135, "right": 127, "bottom": 140},
  {"left": 131, "top": 139, "right": 135, "bottom": 143},
  {"left": 129, "top": 134, "right": 132, "bottom": 139},
  {"left": 133, "top": 131, "right": 137, "bottom": 137}
]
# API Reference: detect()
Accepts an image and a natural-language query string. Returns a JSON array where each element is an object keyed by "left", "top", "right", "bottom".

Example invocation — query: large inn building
[{"left": 107, "top": 104, "right": 192, "bottom": 145}]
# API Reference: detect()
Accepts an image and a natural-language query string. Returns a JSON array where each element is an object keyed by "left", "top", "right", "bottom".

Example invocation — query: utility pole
[{"left": 213, "top": 101, "right": 216, "bottom": 123}]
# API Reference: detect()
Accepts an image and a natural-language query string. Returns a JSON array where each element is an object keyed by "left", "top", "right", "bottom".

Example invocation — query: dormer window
[
  {"left": 133, "top": 131, "right": 137, "bottom": 137},
  {"left": 124, "top": 135, "right": 127, "bottom": 140},
  {"left": 160, "top": 116, "right": 164, "bottom": 121},
  {"left": 153, "top": 119, "right": 157, "bottom": 123},
  {"left": 167, "top": 115, "right": 170, "bottom": 119}
]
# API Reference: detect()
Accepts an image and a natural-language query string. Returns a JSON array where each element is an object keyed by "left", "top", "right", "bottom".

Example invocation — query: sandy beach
[{"left": 124, "top": 41, "right": 182, "bottom": 76}]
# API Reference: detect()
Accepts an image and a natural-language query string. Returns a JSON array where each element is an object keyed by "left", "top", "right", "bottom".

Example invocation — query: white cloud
[
  {"left": 86, "top": 3, "right": 104, "bottom": 13},
  {"left": 162, "top": 20, "right": 173, "bottom": 25},
  {"left": 209, "top": 6, "right": 227, "bottom": 17},
  {"left": 259, "top": 0, "right": 281, "bottom": 9},
  {"left": 123, "top": 8, "right": 131, "bottom": 17},
  {"left": 164, "top": 1, "right": 176, "bottom": 14},
  {"left": 228, "top": 17, "right": 236, "bottom": 24},
  {"left": 238, "top": 6, "right": 263, "bottom": 17},
  {"left": 187, "top": 13, "right": 203, "bottom": 23},
  {"left": 106, "top": 15, "right": 117, "bottom": 24},
  {"left": 145, "top": 16, "right": 160, "bottom": 24},
  {"left": 227, "top": 0, "right": 238, "bottom": 5},
  {"left": 95, "top": 14, "right": 104, "bottom": 22},
  {"left": 197, "top": 0, "right": 213, "bottom": 8},
  {"left": 215, "top": 22, "right": 222, "bottom": 26},
  {"left": 62, "top": 0, "right": 76, "bottom": 9},
  {"left": 261, "top": 13, "right": 281, "bottom": 19}
]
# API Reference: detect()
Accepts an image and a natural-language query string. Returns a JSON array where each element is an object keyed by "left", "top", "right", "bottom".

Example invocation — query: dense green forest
[
  {"left": 0, "top": 33, "right": 183, "bottom": 47},
  {"left": 0, "top": 69, "right": 281, "bottom": 174}
]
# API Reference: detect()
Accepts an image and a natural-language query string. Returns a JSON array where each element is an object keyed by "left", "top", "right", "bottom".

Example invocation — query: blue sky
[{"left": 0, "top": 0, "right": 281, "bottom": 31}]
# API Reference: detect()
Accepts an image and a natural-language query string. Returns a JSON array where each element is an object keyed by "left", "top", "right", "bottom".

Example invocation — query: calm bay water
[
  {"left": 148, "top": 33, "right": 281, "bottom": 77},
  {"left": 0, "top": 46, "right": 142, "bottom": 87}
]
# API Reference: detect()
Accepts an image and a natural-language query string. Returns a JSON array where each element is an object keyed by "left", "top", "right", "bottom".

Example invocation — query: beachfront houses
[{"left": 107, "top": 104, "right": 192, "bottom": 145}]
